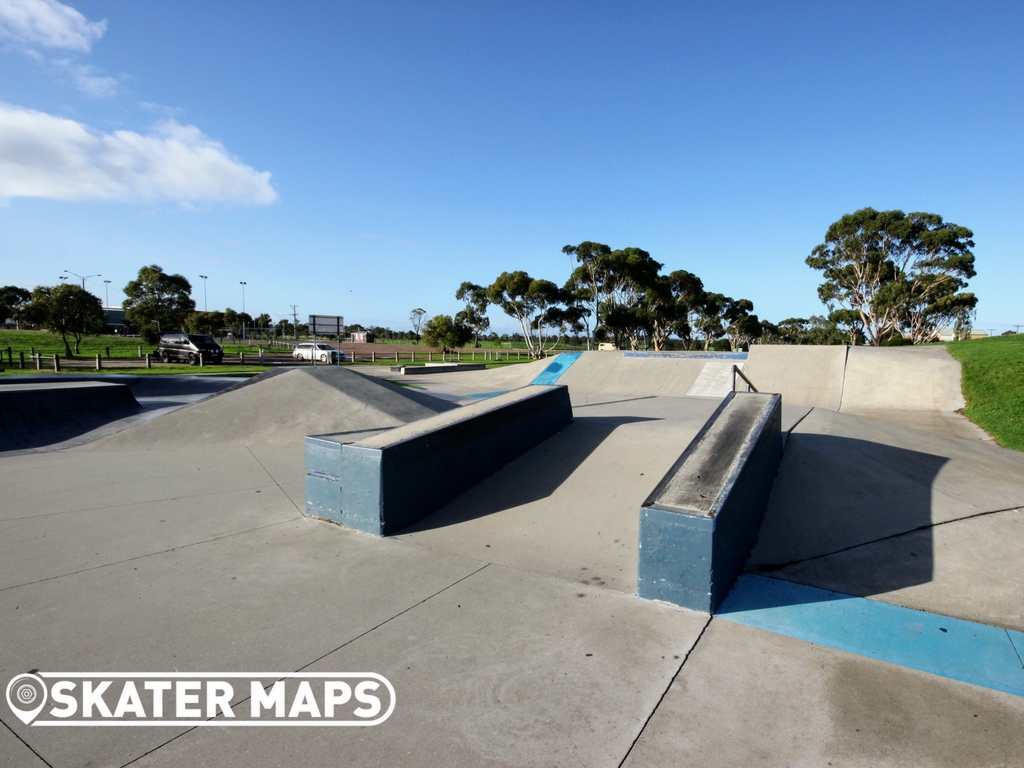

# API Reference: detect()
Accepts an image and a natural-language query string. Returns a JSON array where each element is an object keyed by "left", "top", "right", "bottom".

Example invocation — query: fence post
[
  {"left": 412, "top": 351, "right": 415, "bottom": 362},
  {"left": 138, "top": 346, "right": 143, "bottom": 358},
  {"left": 395, "top": 351, "right": 398, "bottom": 362},
  {"left": 35, "top": 353, "right": 41, "bottom": 370},
  {"left": 371, "top": 351, "right": 375, "bottom": 363},
  {"left": 106, "top": 346, "right": 111, "bottom": 358},
  {"left": 53, "top": 354, "right": 60, "bottom": 372},
  {"left": 518, "top": 351, "right": 521, "bottom": 360},
  {"left": 5, "top": 347, "right": 10, "bottom": 364},
  {"left": 96, "top": 353, "right": 102, "bottom": 370},
  {"left": 429, "top": 352, "right": 432, "bottom": 361},
  {"left": 199, "top": 352, "right": 204, "bottom": 368},
  {"left": 19, "top": 351, "right": 25, "bottom": 369},
  {"left": 30, "top": 346, "right": 35, "bottom": 356},
  {"left": 259, "top": 348, "right": 264, "bottom": 364},
  {"left": 240, "top": 352, "right": 245, "bottom": 364},
  {"left": 146, "top": 354, "right": 152, "bottom": 369}
]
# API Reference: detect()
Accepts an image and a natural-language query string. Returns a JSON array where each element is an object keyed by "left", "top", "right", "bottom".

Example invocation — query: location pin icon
[{"left": 6, "top": 674, "right": 47, "bottom": 725}]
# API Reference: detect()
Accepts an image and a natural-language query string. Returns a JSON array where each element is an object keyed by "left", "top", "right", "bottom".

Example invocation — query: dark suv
[{"left": 157, "top": 333, "right": 224, "bottom": 365}]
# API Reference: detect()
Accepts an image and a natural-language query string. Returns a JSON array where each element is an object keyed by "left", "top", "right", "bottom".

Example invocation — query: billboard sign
[{"left": 309, "top": 315, "right": 345, "bottom": 337}]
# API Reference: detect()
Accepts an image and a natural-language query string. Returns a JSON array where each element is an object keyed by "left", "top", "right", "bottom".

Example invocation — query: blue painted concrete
[
  {"left": 530, "top": 352, "right": 583, "bottom": 385},
  {"left": 718, "top": 574, "right": 1024, "bottom": 698},
  {"left": 305, "top": 385, "right": 573, "bottom": 535},
  {"left": 623, "top": 350, "right": 748, "bottom": 360},
  {"left": 638, "top": 393, "right": 783, "bottom": 613},
  {"left": 463, "top": 391, "right": 508, "bottom": 399}
]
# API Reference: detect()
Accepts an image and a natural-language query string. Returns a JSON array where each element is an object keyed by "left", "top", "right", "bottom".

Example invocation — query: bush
[{"left": 881, "top": 335, "right": 914, "bottom": 346}]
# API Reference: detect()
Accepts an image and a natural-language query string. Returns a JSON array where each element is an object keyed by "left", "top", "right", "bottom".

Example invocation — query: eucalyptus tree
[
  {"left": 562, "top": 241, "right": 612, "bottom": 348},
  {"left": 24, "top": 284, "right": 105, "bottom": 356},
  {"left": 410, "top": 308, "right": 426, "bottom": 342},
  {"left": 723, "top": 299, "right": 760, "bottom": 351},
  {"left": 593, "top": 247, "right": 663, "bottom": 349},
  {"left": 421, "top": 314, "right": 472, "bottom": 354},
  {"left": 455, "top": 282, "right": 491, "bottom": 347},
  {"left": 806, "top": 208, "right": 976, "bottom": 345},
  {"left": 484, "top": 271, "right": 566, "bottom": 358},
  {"left": 0, "top": 285, "right": 31, "bottom": 329},
  {"left": 666, "top": 270, "right": 706, "bottom": 350}
]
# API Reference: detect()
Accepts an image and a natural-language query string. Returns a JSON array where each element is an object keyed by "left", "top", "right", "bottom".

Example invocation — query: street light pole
[
  {"left": 64, "top": 269, "right": 101, "bottom": 290},
  {"left": 240, "top": 281, "right": 247, "bottom": 339},
  {"left": 199, "top": 275, "right": 208, "bottom": 312},
  {"left": 103, "top": 280, "right": 112, "bottom": 308}
]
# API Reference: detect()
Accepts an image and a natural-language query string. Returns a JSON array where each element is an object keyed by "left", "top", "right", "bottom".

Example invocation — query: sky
[{"left": 1, "top": 0, "right": 1022, "bottom": 335}]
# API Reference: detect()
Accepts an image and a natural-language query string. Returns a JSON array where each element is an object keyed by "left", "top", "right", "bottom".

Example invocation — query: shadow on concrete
[
  {"left": 0, "top": 383, "right": 143, "bottom": 452},
  {"left": 396, "top": 415, "right": 658, "bottom": 534},
  {"left": 717, "top": 574, "right": 855, "bottom": 613},
  {"left": 744, "top": 433, "right": 949, "bottom": 599}
]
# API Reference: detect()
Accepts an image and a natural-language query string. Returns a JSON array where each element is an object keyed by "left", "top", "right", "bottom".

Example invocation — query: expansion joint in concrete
[
  {"left": 751, "top": 505, "right": 1024, "bottom": 573},
  {"left": 246, "top": 445, "right": 304, "bottom": 514},
  {"left": 616, "top": 614, "right": 713, "bottom": 768},
  {"left": 0, "top": 714, "right": 54, "bottom": 768},
  {"left": 119, "top": 562, "right": 494, "bottom": 768},
  {"left": 0, "top": 519, "right": 296, "bottom": 593},
  {"left": 1008, "top": 629, "right": 1024, "bottom": 670}
]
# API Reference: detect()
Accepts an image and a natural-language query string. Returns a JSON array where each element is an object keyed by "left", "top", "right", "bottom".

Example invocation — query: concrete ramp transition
[{"left": 0, "top": 381, "right": 142, "bottom": 452}]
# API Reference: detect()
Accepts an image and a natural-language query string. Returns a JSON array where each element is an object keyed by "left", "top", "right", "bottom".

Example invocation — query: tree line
[
  {"left": 418, "top": 207, "right": 978, "bottom": 357},
  {"left": 2, "top": 207, "right": 979, "bottom": 358}
]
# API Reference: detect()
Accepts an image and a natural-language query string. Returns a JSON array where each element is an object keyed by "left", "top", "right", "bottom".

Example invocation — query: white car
[{"left": 293, "top": 343, "right": 344, "bottom": 362}]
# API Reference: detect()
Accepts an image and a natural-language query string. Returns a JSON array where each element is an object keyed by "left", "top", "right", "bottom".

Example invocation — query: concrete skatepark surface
[{"left": 2, "top": 349, "right": 1023, "bottom": 766}]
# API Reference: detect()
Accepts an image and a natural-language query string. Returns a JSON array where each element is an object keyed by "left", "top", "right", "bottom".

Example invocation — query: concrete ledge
[
  {"left": 638, "top": 391, "right": 782, "bottom": 612},
  {"left": 305, "top": 385, "right": 572, "bottom": 535},
  {"left": 389, "top": 363, "right": 487, "bottom": 374}
]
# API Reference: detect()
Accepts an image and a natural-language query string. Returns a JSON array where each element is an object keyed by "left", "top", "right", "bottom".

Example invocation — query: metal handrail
[{"left": 732, "top": 365, "right": 758, "bottom": 393}]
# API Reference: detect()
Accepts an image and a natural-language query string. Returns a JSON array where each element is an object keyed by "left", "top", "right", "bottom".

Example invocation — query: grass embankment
[{"left": 945, "top": 334, "right": 1024, "bottom": 451}]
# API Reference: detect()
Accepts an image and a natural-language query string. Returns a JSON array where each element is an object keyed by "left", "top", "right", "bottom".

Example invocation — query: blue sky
[{"left": 1, "top": 1, "right": 1022, "bottom": 334}]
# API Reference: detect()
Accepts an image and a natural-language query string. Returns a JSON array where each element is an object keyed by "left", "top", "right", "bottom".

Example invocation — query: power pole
[{"left": 290, "top": 304, "right": 299, "bottom": 340}]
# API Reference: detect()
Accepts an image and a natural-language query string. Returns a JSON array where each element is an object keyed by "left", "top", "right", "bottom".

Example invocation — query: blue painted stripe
[
  {"left": 623, "top": 351, "right": 748, "bottom": 360},
  {"left": 718, "top": 575, "right": 1024, "bottom": 697},
  {"left": 531, "top": 352, "right": 583, "bottom": 386},
  {"left": 463, "top": 391, "right": 508, "bottom": 399}
]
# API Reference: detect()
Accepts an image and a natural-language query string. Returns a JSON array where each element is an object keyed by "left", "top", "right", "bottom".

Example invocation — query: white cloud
[
  {"left": 0, "top": 104, "right": 279, "bottom": 206},
  {"left": 53, "top": 58, "right": 118, "bottom": 97},
  {"left": 0, "top": 0, "right": 106, "bottom": 52}
]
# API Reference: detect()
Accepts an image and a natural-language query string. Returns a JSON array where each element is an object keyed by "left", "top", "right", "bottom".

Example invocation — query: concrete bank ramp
[
  {"left": 86, "top": 367, "right": 457, "bottom": 450},
  {"left": 742, "top": 345, "right": 965, "bottom": 413},
  {"left": 743, "top": 346, "right": 848, "bottom": 410},
  {"left": 0, "top": 381, "right": 142, "bottom": 452},
  {"left": 557, "top": 352, "right": 742, "bottom": 403},
  {"left": 384, "top": 357, "right": 553, "bottom": 394},
  {"left": 840, "top": 346, "right": 965, "bottom": 412}
]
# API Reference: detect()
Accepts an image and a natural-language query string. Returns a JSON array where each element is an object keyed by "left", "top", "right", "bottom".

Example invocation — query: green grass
[
  {"left": 0, "top": 329, "right": 154, "bottom": 357},
  {"left": 944, "top": 334, "right": 1024, "bottom": 450}
]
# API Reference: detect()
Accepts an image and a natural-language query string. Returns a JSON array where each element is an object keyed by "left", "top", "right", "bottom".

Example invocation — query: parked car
[
  {"left": 157, "top": 333, "right": 224, "bottom": 365},
  {"left": 293, "top": 342, "right": 344, "bottom": 363}
]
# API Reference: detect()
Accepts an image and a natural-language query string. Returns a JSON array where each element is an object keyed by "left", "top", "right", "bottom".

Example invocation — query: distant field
[
  {"left": 0, "top": 329, "right": 152, "bottom": 357},
  {"left": 0, "top": 330, "right": 532, "bottom": 376},
  {"left": 945, "top": 334, "right": 1024, "bottom": 451}
]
